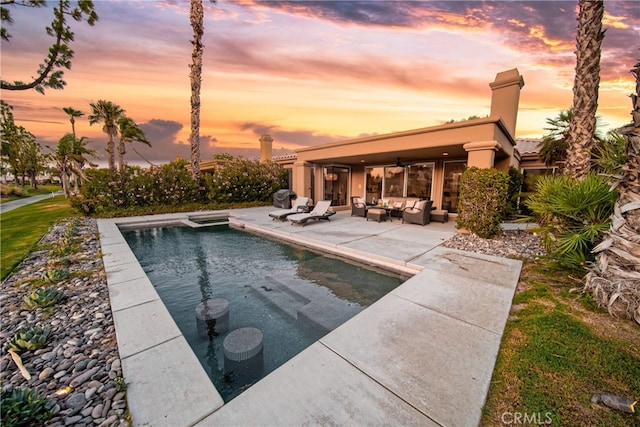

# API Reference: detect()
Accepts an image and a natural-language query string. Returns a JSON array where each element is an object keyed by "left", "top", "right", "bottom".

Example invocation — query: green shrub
[
  {"left": 525, "top": 173, "right": 617, "bottom": 270},
  {"left": 72, "top": 158, "right": 287, "bottom": 214},
  {"left": 203, "top": 159, "right": 288, "bottom": 203},
  {"left": 0, "top": 388, "right": 53, "bottom": 427},
  {"left": 506, "top": 166, "right": 524, "bottom": 218},
  {"left": 456, "top": 167, "right": 510, "bottom": 238},
  {"left": 0, "top": 184, "right": 27, "bottom": 198},
  {"left": 72, "top": 160, "right": 201, "bottom": 214}
]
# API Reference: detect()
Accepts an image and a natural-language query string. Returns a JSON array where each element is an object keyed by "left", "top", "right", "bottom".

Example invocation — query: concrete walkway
[
  {"left": 98, "top": 207, "right": 522, "bottom": 427},
  {"left": 0, "top": 191, "right": 64, "bottom": 213}
]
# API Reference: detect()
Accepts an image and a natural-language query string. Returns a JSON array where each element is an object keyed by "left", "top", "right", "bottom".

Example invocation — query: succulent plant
[
  {"left": 23, "top": 287, "right": 64, "bottom": 310},
  {"left": 6, "top": 326, "right": 52, "bottom": 353},
  {"left": 0, "top": 388, "right": 53, "bottom": 427},
  {"left": 43, "top": 267, "right": 70, "bottom": 283}
]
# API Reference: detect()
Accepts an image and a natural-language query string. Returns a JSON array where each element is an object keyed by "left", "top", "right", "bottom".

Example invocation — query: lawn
[
  {"left": 482, "top": 263, "right": 640, "bottom": 426},
  {"left": 0, "top": 195, "right": 77, "bottom": 280}
]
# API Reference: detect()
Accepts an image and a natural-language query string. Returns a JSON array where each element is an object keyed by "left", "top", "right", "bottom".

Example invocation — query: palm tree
[
  {"left": 62, "top": 107, "right": 83, "bottom": 140},
  {"left": 563, "top": 0, "right": 605, "bottom": 179},
  {"left": 52, "top": 133, "right": 95, "bottom": 197},
  {"left": 189, "top": 0, "right": 204, "bottom": 181},
  {"left": 585, "top": 58, "right": 640, "bottom": 325},
  {"left": 189, "top": 0, "right": 215, "bottom": 181},
  {"left": 116, "top": 116, "right": 151, "bottom": 171},
  {"left": 538, "top": 108, "right": 604, "bottom": 171},
  {"left": 88, "top": 100, "right": 124, "bottom": 172}
]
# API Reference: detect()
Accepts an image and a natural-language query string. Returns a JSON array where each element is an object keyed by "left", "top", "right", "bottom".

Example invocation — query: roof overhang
[{"left": 294, "top": 116, "right": 516, "bottom": 166}]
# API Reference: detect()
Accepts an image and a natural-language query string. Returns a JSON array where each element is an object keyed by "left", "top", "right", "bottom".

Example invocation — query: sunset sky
[{"left": 2, "top": 0, "right": 639, "bottom": 166}]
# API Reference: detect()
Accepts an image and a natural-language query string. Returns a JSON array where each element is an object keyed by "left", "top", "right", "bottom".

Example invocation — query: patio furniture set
[
  {"left": 266, "top": 195, "right": 447, "bottom": 227},
  {"left": 351, "top": 197, "right": 448, "bottom": 226}
]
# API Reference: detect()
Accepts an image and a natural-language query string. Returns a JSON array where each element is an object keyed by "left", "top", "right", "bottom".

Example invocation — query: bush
[
  {"left": 0, "top": 184, "right": 27, "bottom": 198},
  {"left": 203, "top": 159, "right": 288, "bottom": 203},
  {"left": 72, "top": 160, "right": 201, "bottom": 214},
  {"left": 506, "top": 166, "right": 524, "bottom": 218},
  {"left": 456, "top": 167, "right": 510, "bottom": 238},
  {"left": 525, "top": 173, "right": 617, "bottom": 270},
  {"left": 72, "top": 158, "right": 288, "bottom": 215}
]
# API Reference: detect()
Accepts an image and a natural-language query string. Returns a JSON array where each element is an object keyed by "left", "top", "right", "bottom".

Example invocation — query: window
[
  {"left": 383, "top": 166, "right": 405, "bottom": 197},
  {"left": 406, "top": 163, "right": 434, "bottom": 199},
  {"left": 442, "top": 161, "right": 466, "bottom": 213},
  {"left": 365, "top": 167, "right": 383, "bottom": 203}
]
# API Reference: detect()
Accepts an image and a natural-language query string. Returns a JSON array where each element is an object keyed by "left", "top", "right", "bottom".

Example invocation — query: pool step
[
  {"left": 180, "top": 219, "right": 230, "bottom": 228},
  {"left": 251, "top": 276, "right": 310, "bottom": 319}
]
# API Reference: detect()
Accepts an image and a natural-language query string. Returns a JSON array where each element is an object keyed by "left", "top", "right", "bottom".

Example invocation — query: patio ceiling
[{"left": 311, "top": 144, "right": 470, "bottom": 166}]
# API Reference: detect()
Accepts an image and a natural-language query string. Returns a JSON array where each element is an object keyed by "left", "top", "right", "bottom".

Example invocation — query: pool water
[{"left": 123, "top": 225, "right": 406, "bottom": 402}]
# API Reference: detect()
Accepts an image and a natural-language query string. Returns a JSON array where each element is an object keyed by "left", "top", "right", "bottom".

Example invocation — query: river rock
[{"left": 39, "top": 367, "right": 55, "bottom": 380}]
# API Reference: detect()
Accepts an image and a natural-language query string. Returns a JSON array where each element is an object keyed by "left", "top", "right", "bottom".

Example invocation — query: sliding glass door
[{"left": 323, "top": 166, "right": 349, "bottom": 206}]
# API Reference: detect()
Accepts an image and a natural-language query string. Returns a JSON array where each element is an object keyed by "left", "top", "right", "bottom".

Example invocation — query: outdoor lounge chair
[
  {"left": 350, "top": 196, "right": 368, "bottom": 217},
  {"left": 288, "top": 200, "right": 335, "bottom": 226},
  {"left": 268, "top": 197, "right": 309, "bottom": 221},
  {"left": 401, "top": 200, "right": 433, "bottom": 226}
]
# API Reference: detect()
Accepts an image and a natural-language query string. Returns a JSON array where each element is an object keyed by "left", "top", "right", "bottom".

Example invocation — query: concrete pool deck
[{"left": 97, "top": 207, "right": 523, "bottom": 426}]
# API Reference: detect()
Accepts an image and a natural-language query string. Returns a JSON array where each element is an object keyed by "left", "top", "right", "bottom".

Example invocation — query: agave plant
[
  {"left": 43, "top": 267, "right": 70, "bottom": 283},
  {"left": 0, "top": 388, "right": 53, "bottom": 427},
  {"left": 6, "top": 326, "right": 52, "bottom": 353},
  {"left": 23, "top": 287, "right": 64, "bottom": 310}
]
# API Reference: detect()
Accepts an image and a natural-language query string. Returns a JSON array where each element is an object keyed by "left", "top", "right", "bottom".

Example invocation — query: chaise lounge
[
  {"left": 288, "top": 200, "right": 335, "bottom": 226},
  {"left": 268, "top": 197, "right": 309, "bottom": 221}
]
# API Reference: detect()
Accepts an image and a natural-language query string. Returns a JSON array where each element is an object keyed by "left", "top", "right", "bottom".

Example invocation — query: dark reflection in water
[{"left": 124, "top": 225, "right": 406, "bottom": 402}]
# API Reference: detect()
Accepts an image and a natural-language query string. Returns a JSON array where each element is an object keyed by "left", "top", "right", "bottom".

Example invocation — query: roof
[{"left": 514, "top": 138, "right": 542, "bottom": 154}]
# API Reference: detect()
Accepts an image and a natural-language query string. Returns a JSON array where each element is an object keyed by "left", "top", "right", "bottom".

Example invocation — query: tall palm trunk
[
  {"left": 189, "top": 0, "right": 204, "bottom": 181},
  {"left": 564, "top": 0, "right": 605, "bottom": 179},
  {"left": 585, "top": 59, "right": 640, "bottom": 325},
  {"left": 107, "top": 134, "right": 115, "bottom": 172}
]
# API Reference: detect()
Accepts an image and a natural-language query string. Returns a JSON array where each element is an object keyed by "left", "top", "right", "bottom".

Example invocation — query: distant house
[{"left": 264, "top": 68, "right": 528, "bottom": 215}]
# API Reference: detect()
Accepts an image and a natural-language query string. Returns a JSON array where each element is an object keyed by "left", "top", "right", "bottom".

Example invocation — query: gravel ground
[
  {"left": 443, "top": 229, "right": 546, "bottom": 260},
  {"left": 0, "top": 218, "right": 129, "bottom": 427},
  {"left": 0, "top": 217, "right": 544, "bottom": 426}
]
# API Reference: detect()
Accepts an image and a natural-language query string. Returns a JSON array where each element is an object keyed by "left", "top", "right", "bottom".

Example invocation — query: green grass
[
  {"left": 0, "top": 184, "right": 62, "bottom": 203},
  {"left": 1, "top": 196, "right": 77, "bottom": 281},
  {"left": 482, "top": 264, "right": 640, "bottom": 426}
]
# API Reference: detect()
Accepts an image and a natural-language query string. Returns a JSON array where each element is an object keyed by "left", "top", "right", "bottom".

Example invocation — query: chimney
[
  {"left": 489, "top": 69, "right": 525, "bottom": 137},
  {"left": 259, "top": 134, "right": 273, "bottom": 162}
]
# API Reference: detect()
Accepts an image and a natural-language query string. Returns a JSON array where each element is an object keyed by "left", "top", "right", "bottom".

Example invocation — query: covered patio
[{"left": 275, "top": 68, "right": 525, "bottom": 214}]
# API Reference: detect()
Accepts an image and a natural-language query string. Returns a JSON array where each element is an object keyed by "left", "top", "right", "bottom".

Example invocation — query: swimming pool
[{"left": 123, "top": 225, "right": 406, "bottom": 402}]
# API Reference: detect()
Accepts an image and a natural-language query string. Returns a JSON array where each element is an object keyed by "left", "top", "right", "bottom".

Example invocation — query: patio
[{"left": 98, "top": 207, "right": 522, "bottom": 426}]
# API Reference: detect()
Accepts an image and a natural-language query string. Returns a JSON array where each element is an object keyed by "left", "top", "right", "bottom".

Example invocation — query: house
[{"left": 268, "top": 68, "right": 526, "bottom": 215}]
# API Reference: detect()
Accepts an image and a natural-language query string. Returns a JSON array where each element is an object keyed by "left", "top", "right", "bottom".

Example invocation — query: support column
[
  {"left": 463, "top": 141, "right": 502, "bottom": 169},
  {"left": 292, "top": 161, "right": 313, "bottom": 200}
]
